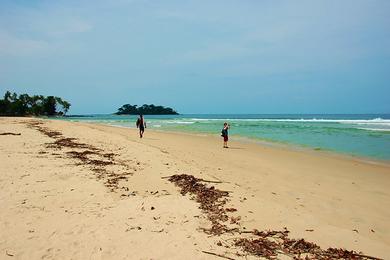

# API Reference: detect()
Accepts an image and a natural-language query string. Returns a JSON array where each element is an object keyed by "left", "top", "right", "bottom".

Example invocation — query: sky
[{"left": 0, "top": 0, "right": 389, "bottom": 114}]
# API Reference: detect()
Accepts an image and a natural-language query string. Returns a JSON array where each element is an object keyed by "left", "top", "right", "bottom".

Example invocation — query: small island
[
  {"left": 115, "top": 104, "right": 178, "bottom": 115},
  {"left": 0, "top": 91, "right": 71, "bottom": 117}
]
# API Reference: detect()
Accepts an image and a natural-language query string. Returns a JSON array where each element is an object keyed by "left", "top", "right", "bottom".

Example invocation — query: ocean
[{"left": 58, "top": 114, "right": 390, "bottom": 161}]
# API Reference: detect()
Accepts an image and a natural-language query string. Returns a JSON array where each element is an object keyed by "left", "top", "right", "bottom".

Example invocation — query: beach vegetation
[
  {"left": 115, "top": 103, "right": 178, "bottom": 115},
  {"left": 0, "top": 91, "right": 71, "bottom": 116}
]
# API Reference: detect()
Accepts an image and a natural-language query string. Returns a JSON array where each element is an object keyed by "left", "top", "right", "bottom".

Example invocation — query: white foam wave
[
  {"left": 187, "top": 118, "right": 390, "bottom": 124},
  {"left": 82, "top": 117, "right": 390, "bottom": 132},
  {"left": 165, "top": 121, "right": 195, "bottom": 124},
  {"left": 357, "top": 128, "right": 390, "bottom": 132},
  {"left": 184, "top": 117, "right": 390, "bottom": 131}
]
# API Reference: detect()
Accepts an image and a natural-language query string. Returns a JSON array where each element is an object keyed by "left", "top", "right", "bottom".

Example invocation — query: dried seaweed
[
  {"left": 234, "top": 231, "right": 381, "bottom": 259},
  {"left": 66, "top": 150, "right": 114, "bottom": 166},
  {"left": 168, "top": 174, "right": 233, "bottom": 235},
  {"left": 168, "top": 174, "right": 381, "bottom": 260},
  {"left": 235, "top": 237, "right": 279, "bottom": 258},
  {"left": 67, "top": 150, "right": 99, "bottom": 158},
  {"left": 26, "top": 121, "right": 129, "bottom": 193},
  {"left": 47, "top": 137, "right": 95, "bottom": 150},
  {"left": 26, "top": 121, "right": 62, "bottom": 138},
  {"left": 38, "top": 128, "right": 62, "bottom": 138},
  {"left": 26, "top": 121, "right": 94, "bottom": 150}
]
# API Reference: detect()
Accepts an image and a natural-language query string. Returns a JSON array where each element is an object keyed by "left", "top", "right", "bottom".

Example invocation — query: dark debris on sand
[
  {"left": 168, "top": 174, "right": 381, "bottom": 260},
  {"left": 235, "top": 230, "right": 380, "bottom": 259},
  {"left": 66, "top": 150, "right": 114, "bottom": 166},
  {"left": 168, "top": 174, "right": 236, "bottom": 235},
  {"left": 47, "top": 137, "right": 95, "bottom": 150},
  {"left": 0, "top": 132, "right": 21, "bottom": 136},
  {"left": 26, "top": 120, "right": 132, "bottom": 193}
]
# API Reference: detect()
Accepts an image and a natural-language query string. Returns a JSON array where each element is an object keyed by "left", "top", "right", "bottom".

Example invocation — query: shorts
[
  {"left": 223, "top": 135, "right": 228, "bottom": 142},
  {"left": 139, "top": 126, "right": 145, "bottom": 131}
]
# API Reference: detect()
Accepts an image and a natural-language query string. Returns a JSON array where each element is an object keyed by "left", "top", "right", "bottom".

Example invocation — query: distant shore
[{"left": 1, "top": 117, "right": 389, "bottom": 259}]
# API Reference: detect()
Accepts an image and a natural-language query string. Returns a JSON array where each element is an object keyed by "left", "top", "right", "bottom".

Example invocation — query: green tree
[
  {"left": 42, "top": 96, "right": 57, "bottom": 116},
  {"left": 30, "top": 95, "right": 44, "bottom": 115},
  {"left": 55, "top": 97, "right": 71, "bottom": 115},
  {"left": 0, "top": 91, "right": 71, "bottom": 117},
  {"left": 116, "top": 104, "right": 138, "bottom": 115},
  {"left": 0, "top": 91, "right": 12, "bottom": 115},
  {"left": 115, "top": 103, "right": 178, "bottom": 115}
]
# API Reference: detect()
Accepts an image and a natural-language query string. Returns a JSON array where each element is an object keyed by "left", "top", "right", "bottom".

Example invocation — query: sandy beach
[{"left": 1, "top": 117, "right": 389, "bottom": 259}]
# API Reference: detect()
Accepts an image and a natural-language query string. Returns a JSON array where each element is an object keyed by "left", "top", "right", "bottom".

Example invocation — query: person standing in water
[
  {"left": 136, "top": 114, "right": 146, "bottom": 138},
  {"left": 221, "top": 122, "right": 230, "bottom": 148}
]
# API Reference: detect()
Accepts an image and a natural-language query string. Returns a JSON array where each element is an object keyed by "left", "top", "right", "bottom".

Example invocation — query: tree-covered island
[
  {"left": 0, "top": 91, "right": 71, "bottom": 116},
  {"left": 115, "top": 104, "right": 178, "bottom": 115}
]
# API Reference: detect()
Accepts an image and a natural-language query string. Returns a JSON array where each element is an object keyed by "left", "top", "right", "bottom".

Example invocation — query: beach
[{"left": 1, "top": 117, "right": 390, "bottom": 259}]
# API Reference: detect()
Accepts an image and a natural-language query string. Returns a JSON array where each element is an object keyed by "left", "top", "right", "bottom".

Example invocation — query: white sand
[{"left": 1, "top": 117, "right": 389, "bottom": 259}]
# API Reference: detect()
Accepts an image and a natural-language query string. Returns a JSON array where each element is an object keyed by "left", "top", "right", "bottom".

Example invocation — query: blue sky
[{"left": 0, "top": 0, "right": 389, "bottom": 114}]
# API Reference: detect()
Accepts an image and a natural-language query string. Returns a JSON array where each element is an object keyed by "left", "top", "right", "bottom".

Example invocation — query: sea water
[{"left": 59, "top": 114, "right": 390, "bottom": 161}]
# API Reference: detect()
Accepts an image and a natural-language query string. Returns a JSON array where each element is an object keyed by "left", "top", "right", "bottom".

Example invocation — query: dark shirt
[{"left": 137, "top": 118, "right": 144, "bottom": 128}]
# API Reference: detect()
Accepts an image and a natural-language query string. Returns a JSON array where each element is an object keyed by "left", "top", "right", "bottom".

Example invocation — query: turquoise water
[{"left": 58, "top": 114, "right": 390, "bottom": 161}]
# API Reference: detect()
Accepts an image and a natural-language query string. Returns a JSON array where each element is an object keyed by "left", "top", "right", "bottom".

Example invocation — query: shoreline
[
  {"left": 1, "top": 117, "right": 390, "bottom": 259},
  {"left": 76, "top": 120, "right": 390, "bottom": 167}
]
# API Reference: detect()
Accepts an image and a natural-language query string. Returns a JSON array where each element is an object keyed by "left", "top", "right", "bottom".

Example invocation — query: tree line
[
  {"left": 0, "top": 91, "right": 71, "bottom": 116},
  {"left": 115, "top": 104, "right": 178, "bottom": 115}
]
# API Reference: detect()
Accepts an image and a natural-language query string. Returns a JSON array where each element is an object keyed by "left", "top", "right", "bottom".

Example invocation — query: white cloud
[
  {"left": 0, "top": 2, "right": 93, "bottom": 57},
  {"left": 0, "top": 30, "right": 50, "bottom": 56}
]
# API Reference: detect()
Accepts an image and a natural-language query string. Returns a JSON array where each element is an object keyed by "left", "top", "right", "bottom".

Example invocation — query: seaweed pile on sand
[
  {"left": 168, "top": 174, "right": 381, "bottom": 260},
  {"left": 234, "top": 229, "right": 380, "bottom": 259},
  {"left": 168, "top": 174, "right": 236, "bottom": 235},
  {"left": 26, "top": 120, "right": 134, "bottom": 192}
]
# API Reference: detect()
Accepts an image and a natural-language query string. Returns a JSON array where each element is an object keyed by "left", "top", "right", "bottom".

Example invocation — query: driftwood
[
  {"left": 161, "top": 175, "right": 175, "bottom": 179},
  {"left": 0, "top": 132, "right": 21, "bottom": 136},
  {"left": 198, "top": 179, "right": 224, "bottom": 184},
  {"left": 238, "top": 230, "right": 254, "bottom": 234},
  {"left": 352, "top": 253, "right": 383, "bottom": 260},
  {"left": 201, "top": 251, "right": 236, "bottom": 260}
]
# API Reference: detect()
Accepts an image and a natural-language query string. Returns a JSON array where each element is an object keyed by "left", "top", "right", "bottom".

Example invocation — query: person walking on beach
[
  {"left": 136, "top": 114, "right": 146, "bottom": 138},
  {"left": 221, "top": 122, "right": 230, "bottom": 148}
]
